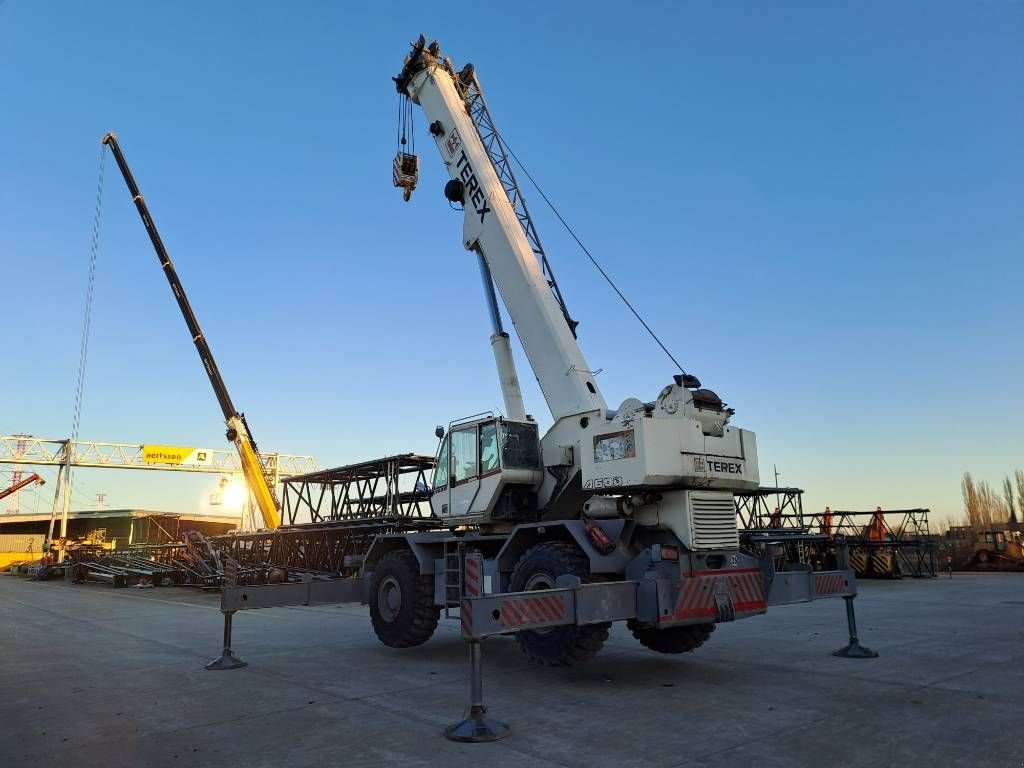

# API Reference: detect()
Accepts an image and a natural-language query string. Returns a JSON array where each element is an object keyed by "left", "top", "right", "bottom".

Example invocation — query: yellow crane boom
[{"left": 101, "top": 132, "right": 281, "bottom": 529}]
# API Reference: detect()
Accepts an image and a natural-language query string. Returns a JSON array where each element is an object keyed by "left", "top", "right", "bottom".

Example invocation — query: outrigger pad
[
  {"left": 444, "top": 707, "right": 510, "bottom": 743},
  {"left": 833, "top": 641, "right": 879, "bottom": 659},
  {"left": 205, "top": 652, "right": 248, "bottom": 670}
]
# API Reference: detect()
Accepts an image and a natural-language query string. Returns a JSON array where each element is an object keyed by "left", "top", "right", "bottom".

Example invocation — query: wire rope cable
[
  {"left": 497, "top": 134, "right": 689, "bottom": 376},
  {"left": 65, "top": 144, "right": 108, "bottom": 510}
]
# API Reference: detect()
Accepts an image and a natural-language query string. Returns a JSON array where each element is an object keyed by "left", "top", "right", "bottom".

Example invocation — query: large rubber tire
[
  {"left": 509, "top": 541, "right": 610, "bottom": 666},
  {"left": 627, "top": 620, "right": 715, "bottom": 654},
  {"left": 369, "top": 550, "right": 440, "bottom": 648}
]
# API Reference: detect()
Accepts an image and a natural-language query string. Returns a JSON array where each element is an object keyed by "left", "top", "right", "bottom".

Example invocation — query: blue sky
[{"left": 1, "top": 2, "right": 1020, "bottom": 526}]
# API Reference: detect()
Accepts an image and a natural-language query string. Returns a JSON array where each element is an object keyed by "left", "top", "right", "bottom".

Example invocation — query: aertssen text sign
[{"left": 142, "top": 445, "right": 212, "bottom": 466}]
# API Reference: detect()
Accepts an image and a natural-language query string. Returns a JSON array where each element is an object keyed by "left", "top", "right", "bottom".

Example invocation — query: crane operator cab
[{"left": 431, "top": 417, "right": 544, "bottom": 526}]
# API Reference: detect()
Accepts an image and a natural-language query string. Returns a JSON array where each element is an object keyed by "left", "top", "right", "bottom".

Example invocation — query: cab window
[
  {"left": 501, "top": 421, "right": 541, "bottom": 469},
  {"left": 480, "top": 421, "right": 499, "bottom": 474},
  {"left": 451, "top": 427, "right": 478, "bottom": 484},
  {"left": 432, "top": 437, "right": 449, "bottom": 489}
]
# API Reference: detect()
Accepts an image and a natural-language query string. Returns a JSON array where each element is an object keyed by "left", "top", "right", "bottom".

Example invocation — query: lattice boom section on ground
[{"left": 281, "top": 453, "right": 436, "bottom": 525}]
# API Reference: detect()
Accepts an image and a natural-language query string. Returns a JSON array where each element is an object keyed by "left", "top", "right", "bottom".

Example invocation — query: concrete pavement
[{"left": 0, "top": 573, "right": 1021, "bottom": 767}]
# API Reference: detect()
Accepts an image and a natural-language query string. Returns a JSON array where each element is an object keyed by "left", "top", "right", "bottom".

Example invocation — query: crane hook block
[{"left": 393, "top": 152, "right": 419, "bottom": 202}]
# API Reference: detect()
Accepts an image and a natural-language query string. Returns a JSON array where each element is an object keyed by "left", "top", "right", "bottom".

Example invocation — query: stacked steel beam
[{"left": 734, "top": 489, "right": 936, "bottom": 578}]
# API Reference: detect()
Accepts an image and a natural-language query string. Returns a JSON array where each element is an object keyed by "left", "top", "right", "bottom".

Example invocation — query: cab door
[
  {"left": 447, "top": 425, "right": 481, "bottom": 518},
  {"left": 429, "top": 436, "right": 452, "bottom": 518}
]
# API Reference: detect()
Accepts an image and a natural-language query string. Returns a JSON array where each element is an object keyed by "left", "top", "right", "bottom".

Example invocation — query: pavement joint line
[
  {"left": 0, "top": 594, "right": 214, "bottom": 660},
  {"left": 5, "top": 580, "right": 304, "bottom": 620},
  {"left": 916, "top": 657, "right": 1023, "bottom": 691},
  {"left": 41, "top": 589, "right": 220, "bottom": 611},
  {"left": 0, "top": 580, "right": 221, "bottom": 611}
]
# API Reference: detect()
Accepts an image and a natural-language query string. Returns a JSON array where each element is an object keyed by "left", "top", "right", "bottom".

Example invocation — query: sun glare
[{"left": 222, "top": 479, "right": 248, "bottom": 510}]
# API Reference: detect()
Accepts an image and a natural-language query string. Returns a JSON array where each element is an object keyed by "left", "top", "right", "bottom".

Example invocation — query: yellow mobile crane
[{"left": 102, "top": 133, "right": 282, "bottom": 529}]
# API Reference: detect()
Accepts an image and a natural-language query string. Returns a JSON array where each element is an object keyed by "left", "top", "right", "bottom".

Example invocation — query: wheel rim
[
  {"left": 378, "top": 575, "right": 402, "bottom": 622},
  {"left": 525, "top": 572, "right": 554, "bottom": 591}
]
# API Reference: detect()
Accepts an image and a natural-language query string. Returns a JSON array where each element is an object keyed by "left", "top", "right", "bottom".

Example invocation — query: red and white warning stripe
[
  {"left": 499, "top": 593, "right": 570, "bottom": 630},
  {"left": 813, "top": 573, "right": 846, "bottom": 596},
  {"left": 461, "top": 597, "right": 473, "bottom": 638},
  {"left": 460, "top": 551, "right": 484, "bottom": 638},
  {"left": 464, "top": 552, "right": 483, "bottom": 598},
  {"left": 662, "top": 568, "right": 767, "bottom": 624},
  {"left": 671, "top": 577, "right": 714, "bottom": 621},
  {"left": 729, "top": 571, "right": 766, "bottom": 612}
]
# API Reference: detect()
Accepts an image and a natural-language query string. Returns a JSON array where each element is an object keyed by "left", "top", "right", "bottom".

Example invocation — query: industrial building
[{"left": 0, "top": 509, "right": 239, "bottom": 567}]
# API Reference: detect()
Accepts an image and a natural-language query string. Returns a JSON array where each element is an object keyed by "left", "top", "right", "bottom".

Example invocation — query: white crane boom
[
  {"left": 397, "top": 42, "right": 606, "bottom": 423},
  {"left": 397, "top": 38, "right": 759, "bottom": 541}
]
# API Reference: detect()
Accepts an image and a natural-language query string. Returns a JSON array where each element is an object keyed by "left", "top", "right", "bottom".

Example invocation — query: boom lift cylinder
[{"left": 477, "top": 252, "right": 527, "bottom": 421}]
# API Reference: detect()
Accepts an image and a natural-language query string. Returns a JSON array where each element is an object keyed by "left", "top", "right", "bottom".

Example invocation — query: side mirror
[{"left": 435, "top": 425, "right": 445, "bottom": 439}]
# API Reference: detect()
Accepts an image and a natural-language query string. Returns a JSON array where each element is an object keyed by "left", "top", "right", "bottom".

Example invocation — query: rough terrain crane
[
  {"left": 211, "top": 40, "right": 871, "bottom": 685},
  {"left": 342, "top": 37, "right": 857, "bottom": 667},
  {"left": 102, "top": 133, "right": 282, "bottom": 530}
]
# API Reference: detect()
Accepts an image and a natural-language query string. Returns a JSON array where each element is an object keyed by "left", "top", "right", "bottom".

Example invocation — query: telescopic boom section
[
  {"left": 396, "top": 39, "right": 607, "bottom": 423},
  {"left": 101, "top": 133, "right": 282, "bottom": 529}
]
